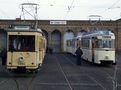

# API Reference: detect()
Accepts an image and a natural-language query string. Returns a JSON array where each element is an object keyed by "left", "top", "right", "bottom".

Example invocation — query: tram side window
[
  {"left": 82, "top": 39, "right": 89, "bottom": 48},
  {"left": 70, "top": 40, "right": 72, "bottom": 47},
  {"left": 39, "top": 39, "right": 43, "bottom": 49},
  {"left": 40, "top": 38, "right": 47, "bottom": 51},
  {"left": 94, "top": 40, "right": 99, "bottom": 48},
  {"left": 72, "top": 40, "right": 75, "bottom": 47},
  {"left": 77, "top": 39, "right": 81, "bottom": 48},
  {"left": 66, "top": 40, "right": 71, "bottom": 47},
  {"left": 9, "top": 35, "right": 35, "bottom": 51}
]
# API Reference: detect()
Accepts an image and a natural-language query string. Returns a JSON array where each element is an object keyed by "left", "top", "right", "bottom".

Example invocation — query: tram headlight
[
  {"left": 18, "top": 57, "right": 25, "bottom": 65},
  {"left": 9, "top": 62, "right": 11, "bottom": 65},
  {"left": 105, "top": 56, "right": 109, "bottom": 59},
  {"left": 19, "top": 57, "right": 23, "bottom": 62}
]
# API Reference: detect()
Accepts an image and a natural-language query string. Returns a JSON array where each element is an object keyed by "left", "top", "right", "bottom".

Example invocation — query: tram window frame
[
  {"left": 8, "top": 35, "right": 35, "bottom": 52},
  {"left": 93, "top": 39, "right": 115, "bottom": 48},
  {"left": 70, "top": 40, "right": 72, "bottom": 47},
  {"left": 101, "top": 39, "right": 115, "bottom": 48},
  {"left": 66, "top": 40, "right": 71, "bottom": 47},
  {"left": 81, "top": 38, "right": 90, "bottom": 48},
  {"left": 77, "top": 39, "right": 81, "bottom": 48},
  {"left": 72, "top": 39, "right": 75, "bottom": 47},
  {"left": 92, "top": 40, "right": 99, "bottom": 48},
  {"left": 39, "top": 38, "right": 44, "bottom": 49},
  {"left": 66, "top": 40, "right": 69, "bottom": 46}
]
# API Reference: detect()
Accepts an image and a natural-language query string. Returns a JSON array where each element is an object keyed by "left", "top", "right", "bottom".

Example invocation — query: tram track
[
  {"left": 54, "top": 54, "right": 73, "bottom": 90},
  {"left": 60, "top": 53, "right": 107, "bottom": 90},
  {"left": 0, "top": 66, "right": 14, "bottom": 89},
  {"left": 11, "top": 72, "right": 37, "bottom": 90},
  {"left": 63, "top": 53, "right": 120, "bottom": 90},
  {"left": 26, "top": 73, "right": 36, "bottom": 90},
  {"left": 0, "top": 65, "right": 37, "bottom": 90},
  {"left": 53, "top": 53, "right": 105, "bottom": 90},
  {"left": 0, "top": 79, "right": 10, "bottom": 85}
]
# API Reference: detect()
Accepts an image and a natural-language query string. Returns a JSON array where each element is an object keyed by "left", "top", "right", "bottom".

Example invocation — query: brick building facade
[{"left": 0, "top": 19, "right": 121, "bottom": 52}]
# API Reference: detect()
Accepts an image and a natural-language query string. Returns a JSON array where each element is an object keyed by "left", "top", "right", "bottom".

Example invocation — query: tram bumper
[
  {"left": 100, "top": 60, "right": 114, "bottom": 64},
  {"left": 7, "top": 65, "right": 40, "bottom": 70}
]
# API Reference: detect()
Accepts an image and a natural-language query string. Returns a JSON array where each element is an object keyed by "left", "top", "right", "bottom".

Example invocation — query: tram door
[
  {"left": 92, "top": 38, "right": 95, "bottom": 62},
  {"left": 92, "top": 38, "right": 99, "bottom": 62},
  {"left": 51, "top": 31, "right": 61, "bottom": 53}
]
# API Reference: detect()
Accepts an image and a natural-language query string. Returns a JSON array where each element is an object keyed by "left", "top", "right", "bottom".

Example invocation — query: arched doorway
[
  {"left": 51, "top": 30, "right": 61, "bottom": 53},
  {"left": 63, "top": 30, "right": 74, "bottom": 52},
  {"left": 0, "top": 30, "right": 7, "bottom": 50}
]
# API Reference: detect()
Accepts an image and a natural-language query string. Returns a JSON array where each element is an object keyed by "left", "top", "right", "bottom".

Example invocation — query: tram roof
[
  {"left": 81, "top": 30, "right": 115, "bottom": 38},
  {"left": 6, "top": 25, "right": 43, "bottom": 33}
]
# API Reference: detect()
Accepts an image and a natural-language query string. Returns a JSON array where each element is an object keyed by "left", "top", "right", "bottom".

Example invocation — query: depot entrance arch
[{"left": 51, "top": 30, "right": 61, "bottom": 53}]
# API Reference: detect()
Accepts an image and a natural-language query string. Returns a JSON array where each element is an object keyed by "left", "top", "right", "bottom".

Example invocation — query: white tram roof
[{"left": 81, "top": 30, "right": 115, "bottom": 38}]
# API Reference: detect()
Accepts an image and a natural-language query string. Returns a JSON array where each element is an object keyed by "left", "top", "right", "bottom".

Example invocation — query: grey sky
[{"left": 0, "top": 0, "right": 121, "bottom": 20}]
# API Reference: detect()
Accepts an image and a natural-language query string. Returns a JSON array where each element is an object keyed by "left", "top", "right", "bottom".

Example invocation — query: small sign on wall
[{"left": 50, "top": 20, "right": 67, "bottom": 25}]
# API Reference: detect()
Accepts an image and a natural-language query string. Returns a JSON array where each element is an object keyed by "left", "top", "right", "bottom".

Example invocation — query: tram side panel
[
  {"left": 66, "top": 39, "right": 80, "bottom": 55},
  {"left": 81, "top": 39, "right": 92, "bottom": 62},
  {"left": 71, "top": 39, "right": 78, "bottom": 55},
  {"left": 82, "top": 49, "right": 92, "bottom": 62},
  {"left": 38, "top": 36, "right": 46, "bottom": 66}
]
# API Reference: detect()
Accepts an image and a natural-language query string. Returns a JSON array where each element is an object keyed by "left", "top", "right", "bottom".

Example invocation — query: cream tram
[
  {"left": 6, "top": 25, "right": 46, "bottom": 71},
  {"left": 81, "top": 30, "right": 115, "bottom": 64}
]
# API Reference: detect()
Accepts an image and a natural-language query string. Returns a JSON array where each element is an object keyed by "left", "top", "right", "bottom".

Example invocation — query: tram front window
[
  {"left": 98, "top": 39, "right": 114, "bottom": 48},
  {"left": 9, "top": 35, "right": 35, "bottom": 52}
]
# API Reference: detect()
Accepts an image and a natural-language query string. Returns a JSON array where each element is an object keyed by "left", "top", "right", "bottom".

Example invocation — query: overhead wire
[
  {"left": 89, "top": 0, "right": 121, "bottom": 18},
  {"left": 88, "top": 0, "right": 121, "bottom": 31},
  {"left": 18, "top": 0, "right": 121, "bottom": 20},
  {"left": 0, "top": 9, "right": 10, "bottom": 19},
  {"left": 108, "top": 0, "right": 120, "bottom": 9},
  {"left": 63, "top": 0, "right": 75, "bottom": 19}
]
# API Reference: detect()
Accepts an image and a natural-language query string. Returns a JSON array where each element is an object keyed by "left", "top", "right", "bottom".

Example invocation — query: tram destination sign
[
  {"left": 102, "top": 36, "right": 111, "bottom": 38},
  {"left": 50, "top": 20, "right": 67, "bottom": 25}
]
